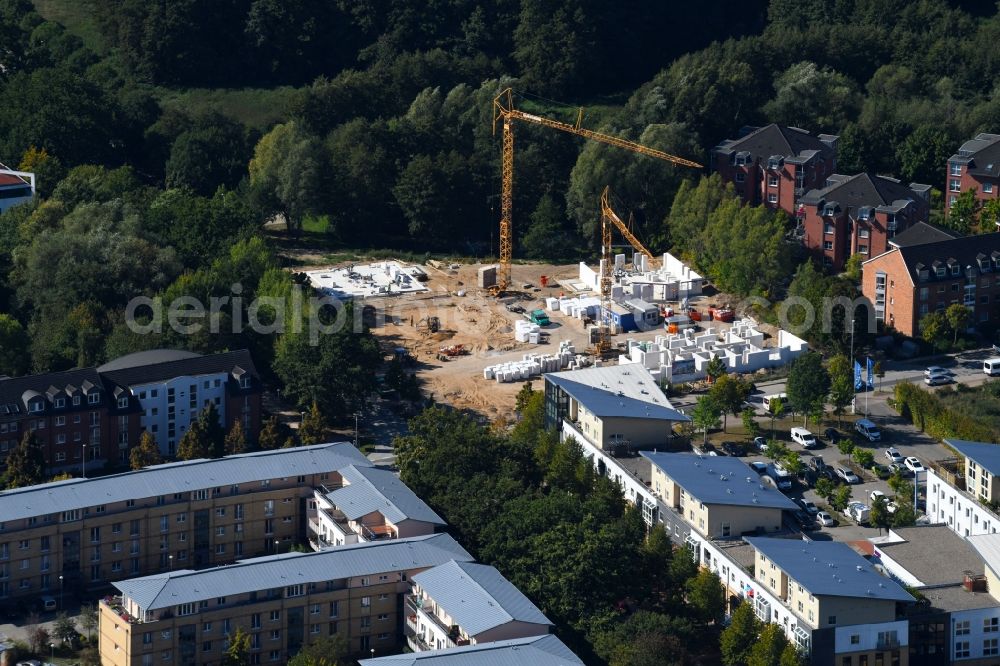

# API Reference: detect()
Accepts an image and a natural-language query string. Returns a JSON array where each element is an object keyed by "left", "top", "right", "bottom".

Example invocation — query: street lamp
[
  {"left": 849, "top": 317, "right": 856, "bottom": 414},
  {"left": 59, "top": 574, "right": 64, "bottom": 610},
  {"left": 50, "top": 642, "right": 55, "bottom": 660},
  {"left": 370, "top": 648, "right": 375, "bottom": 659},
  {"left": 354, "top": 412, "right": 360, "bottom": 447},
  {"left": 82, "top": 442, "right": 88, "bottom": 479},
  {"left": 275, "top": 539, "right": 280, "bottom": 554},
  {"left": 168, "top": 554, "right": 173, "bottom": 570}
]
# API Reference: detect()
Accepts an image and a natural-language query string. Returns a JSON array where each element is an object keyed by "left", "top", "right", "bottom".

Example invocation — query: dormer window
[
  {"left": 858, "top": 207, "right": 871, "bottom": 221},
  {"left": 72, "top": 395, "right": 80, "bottom": 406},
  {"left": 919, "top": 269, "right": 929, "bottom": 281},
  {"left": 117, "top": 397, "right": 129, "bottom": 409},
  {"left": 88, "top": 392, "right": 100, "bottom": 405},
  {"left": 823, "top": 205, "right": 836, "bottom": 216},
  {"left": 28, "top": 401, "right": 43, "bottom": 413},
  {"left": 936, "top": 267, "right": 946, "bottom": 277},
  {"left": 240, "top": 377, "right": 251, "bottom": 389},
  {"left": 54, "top": 398, "right": 65, "bottom": 409},
  {"left": 767, "top": 156, "right": 783, "bottom": 170},
  {"left": 952, "top": 265, "right": 961, "bottom": 276}
]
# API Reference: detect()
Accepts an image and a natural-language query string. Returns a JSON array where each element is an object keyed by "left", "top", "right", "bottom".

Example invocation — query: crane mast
[
  {"left": 601, "top": 186, "right": 661, "bottom": 271},
  {"left": 491, "top": 88, "right": 701, "bottom": 294}
]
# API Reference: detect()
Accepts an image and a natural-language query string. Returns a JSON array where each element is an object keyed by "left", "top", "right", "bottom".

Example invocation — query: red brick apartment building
[
  {"left": 799, "top": 173, "right": 931, "bottom": 271},
  {"left": 862, "top": 222, "right": 1000, "bottom": 337},
  {"left": 947, "top": 132, "right": 1000, "bottom": 211},
  {"left": 0, "top": 349, "right": 261, "bottom": 473},
  {"left": 712, "top": 124, "right": 838, "bottom": 215}
]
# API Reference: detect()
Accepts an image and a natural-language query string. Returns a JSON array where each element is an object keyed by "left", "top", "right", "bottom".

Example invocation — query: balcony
[
  {"left": 405, "top": 595, "right": 470, "bottom": 648},
  {"left": 102, "top": 596, "right": 139, "bottom": 625}
]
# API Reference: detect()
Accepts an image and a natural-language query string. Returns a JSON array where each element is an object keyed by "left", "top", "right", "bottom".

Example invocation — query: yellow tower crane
[
  {"left": 601, "top": 185, "right": 661, "bottom": 271},
  {"left": 491, "top": 88, "right": 701, "bottom": 294}
]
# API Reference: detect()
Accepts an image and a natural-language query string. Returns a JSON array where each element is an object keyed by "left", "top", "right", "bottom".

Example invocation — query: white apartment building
[{"left": 927, "top": 440, "right": 1000, "bottom": 539}]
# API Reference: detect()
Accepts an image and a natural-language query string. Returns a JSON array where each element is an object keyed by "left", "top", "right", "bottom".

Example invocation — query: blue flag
[
  {"left": 854, "top": 361, "right": 863, "bottom": 391},
  {"left": 866, "top": 357, "right": 874, "bottom": 389}
]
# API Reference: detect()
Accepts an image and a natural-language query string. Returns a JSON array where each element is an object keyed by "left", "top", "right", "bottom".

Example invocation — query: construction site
[{"left": 295, "top": 89, "right": 801, "bottom": 422}]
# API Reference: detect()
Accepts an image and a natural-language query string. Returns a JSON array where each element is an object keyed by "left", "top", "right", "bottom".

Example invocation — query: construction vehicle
[
  {"left": 491, "top": 88, "right": 701, "bottom": 294},
  {"left": 438, "top": 344, "right": 467, "bottom": 357},
  {"left": 526, "top": 309, "right": 550, "bottom": 326},
  {"left": 416, "top": 316, "right": 440, "bottom": 333},
  {"left": 708, "top": 306, "right": 735, "bottom": 322}
]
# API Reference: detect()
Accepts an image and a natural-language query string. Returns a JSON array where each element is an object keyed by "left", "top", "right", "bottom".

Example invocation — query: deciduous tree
[
  {"left": 224, "top": 421, "right": 247, "bottom": 456},
  {"left": 787, "top": 352, "right": 831, "bottom": 425},
  {"left": 298, "top": 401, "right": 326, "bottom": 446},
  {"left": 828, "top": 354, "right": 853, "bottom": 426},
  {"left": 747, "top": 622, "right": 791, "bottom": 666},
  {"left": 720, "top": 602, "right": 760, "bottom": 666},
  {"left": 691, "top": 395, "right": 722, "bottom": 445},
  {"left": 223, "top": 626, "right": 250, "bottom": 666},
  {"left": 5, "top": 431, "right": 45, "bottom": 489},
  {"left": 129, "top": 431, "right": 163, "bottom": 470},
  {"left": 685, "top": 569, "right": 725, "bottom": 624}
]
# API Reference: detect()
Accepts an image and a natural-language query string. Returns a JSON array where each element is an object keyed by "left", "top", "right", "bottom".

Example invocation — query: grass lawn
[
  {"left": 153, "top": 86, "right": 305, "bottom": 130},
  {"left": 32, "top": 0, "right": 105, "bottom": 53}
]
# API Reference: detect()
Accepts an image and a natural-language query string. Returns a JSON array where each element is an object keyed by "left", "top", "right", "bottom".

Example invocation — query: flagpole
[{"left": 850, "top": 318, "right": 856, "bottom": 415}]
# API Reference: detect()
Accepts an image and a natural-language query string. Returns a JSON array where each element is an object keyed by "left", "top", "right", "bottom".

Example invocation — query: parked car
[
  {"left": 869, "top": 463, "right": 891, "bottom": 480},
  {"left": 884, "top": 447, "right": 904, "bottom": 464},
  {"left": 791, "top": 427, "right": 818, "bottom": 448},
  {"left": 794, "top": 511, "right": 817, "bottom": 531},
  {"left": 796, "top": 498, "right": 819, "bottom": 515},
  {"left": 904, "top": 456, "right": 926, "bottom": 473},
  {"left": 505, "top": 303, "right": 525, "bottom": 314},
  {"left": 749, "top": 461, "right": 768, "bottom": 475},
  {"left": 870, "top": 490, "right": 887, "bottom": 504},
  {"left": 925, "top": 374, "right": 952, "bottom": 386},
  {"left": 855, "top": 419, "right": 882, "bottom": 442},
  {"left": 40, "top": 595, "right": 56, "bottom": 611},
  {"left": 768, "top": 463, "right": 793, "bottom": 491},
  {"left": 836, "top": 467, "right": 861, "bottom": 484},
  {"left": 924, "top": 366, "right": 949, "bottom": 376},
  {"left": 721, "top": 441, "right": 746, "bottom": 456},
  {"left": 824, "top": 427, "right": 844, "bottom": 443},
  {"left": 753, "top": 436, "right": 769, "bottom": 453},
  {"left": 816, "top": 511, "right": 836, "bottom": 527},
  {"left": 889, "top": 462, "right": 913, "bottom": 478}
]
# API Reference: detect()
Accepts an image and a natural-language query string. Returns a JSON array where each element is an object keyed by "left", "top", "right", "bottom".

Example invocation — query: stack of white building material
[
  {"left": 482, "top": 345, "right": 583, "bottom": 382},
  {"left": 514, "top": 320, "right": 542, "bottom": 343},
  {"left": 545, "top": 297, "right": 560, "bottom": 311}
]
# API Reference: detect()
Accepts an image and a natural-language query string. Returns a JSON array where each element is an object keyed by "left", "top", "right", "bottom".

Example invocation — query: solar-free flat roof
[
  {"left": 116, "top": 533, "right": 473, "bottom": 611},
  {"left": 945, "top": 439, "right": 1000, "bottom": 476},
  {"left": 872, "top": 525, "right": 984, "bottom": 587},
  {"left": 358, "top": 635, "right": 583, "bottom": 666},
  {"left": 642, "top": 452, "right": 799, "bottom": 510},
  {"left": 0, "top": 442, "right": 371, "bottom": 523},
  {"left": 413, "top": 560, "right": 551, "bottom": 636},
  {"left": 545, "top": 365, "right": 688, "bottom": 421},
  {"left": 745, "top": 537, "right": 914, "bottom": 602},
  {"left": 327, "top": 465, "right": 446, "bottom": 525}
]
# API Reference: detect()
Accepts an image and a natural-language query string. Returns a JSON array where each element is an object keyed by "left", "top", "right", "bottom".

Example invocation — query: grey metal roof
[
  {"left": 327, "top": 465, "right": 446, "bottom": 525},
  {"left": 968, "top": 533, "right": 1000, "bottom": 573},
  {"left": 945, "top": 439, "right": 1000, "bottom": 476},
  {"left": 358, "top": 635, "right": 583, "bottom": 666},
  {"left": 642, "top": 452, "right": 799, "bottom": 511},
  {"left": 115, "top": 533, "right": 473, "bottom": 610},
  {"left": 545, "top": 365, "right": 689, "bottom": 421},
  {"left": 951, "top": 133, "right": 1000, "bottom": 178},
  {"left": 745, "top": 537, "right": 914, "bottom": 602},
  {"left": 412, "top": 560, "right": 551, "bottom": 636},
  {"left": 96, "top": 349, "right": 202, "bottom": 372},
  {"left": 0, "top": 442, "right": 372, "bottom": 523}
]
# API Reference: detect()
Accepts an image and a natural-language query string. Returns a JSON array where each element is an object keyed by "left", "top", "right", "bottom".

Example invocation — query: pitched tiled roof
[
  {"left": 799, "top": 173, "right": 929, "bottom": 213},
  {"left": 714, "top": 124, "right": 837, "bottom": 164},
  {"left": 745, "top": 537, "right": 914, "bottom": 602},
  {"left": 893, "top": 232, "right": 1000, "bottom": 281},
  {"left": 116, "top": 533, "right": 473, "bottom": 610},
  {"left": 0, "top": 442, "right": 372, "bottom": 522},
  {"left": 889, "top": 221, "right": 963, "bottom": 248},
  {"left": 642, "top": 452, "right": 799, "bottom": 510},
  {"left": 358, "top": 635, "right": 584, "bottom": 666},
  {"left": 951, "top": 133, "right": 1000, "bottom": 178},
  {"left": 413, "top": 560, "right": 551, "bottom": 636},
  {"left": 327, "top": 465, "right": 446, "bottom": 525}
]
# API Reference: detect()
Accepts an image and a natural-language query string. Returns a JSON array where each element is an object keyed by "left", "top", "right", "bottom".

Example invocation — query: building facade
[
  {"left": 712, "top": 124, "right": 838, "bottom": 215},
  {"left": 861, "top": 232, "right": 1000, "bottom": 337},
  {"left": 0, "top": 349, "right": 262, "bottom": 470},
  {"left": 0, "top": 166, "right": 35, "bottom": 214},
  {"left": 99, "top": 534, "right": 473, "bottom": 666},
  {"left": 0, "top": 443, "right": 371, "bottom": 607},
  {"left": 947, "top": 133, "right": 1000, "bottom": 211},
  {"left": 799, "top": 173, "right": 931, "bottom": 271}
]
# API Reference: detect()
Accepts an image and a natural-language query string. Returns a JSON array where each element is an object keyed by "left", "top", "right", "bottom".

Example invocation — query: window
[
  {"left": 361, "top": 596, "right": 371, "bottom": 608},
  {"left": 270, "top": 610, "right": 280, "bottom": 621},
  {"left": 850, "top": 635, "right": 860, "bottom": 645},
  {"left": 311, "top": 604, "right": 321, "bottom": 615},
  {"left": 950, "top": 195, "right": 958, "bottom": 207},
  {"left": 767, "top": 193, "right": 778, "bottom": 204},
  {"left": 858, "top": 244, "right": 868, "bottom": 255},
  {"left": 823, "top": 241, "right": 833, "bottom": 251},
  {"left": 951, "top": 179, "right": 962, "bottom": 192},
  {"left": 55, "top": 416, "right": 65, "bottom": 426},
  {"left": 192, "top": 489, "right": 208, "bottom": 501},
  {"left": 216, "top": 507, "right": 226, "bottom": 517},
  {"left": 88, "top": 392, "right": 100, "bottom": 405},
  {"left": 215, "top": 544, "right": 225, "bottom": 555},
  {"left": 828, "top": 616, "right": 836, "bottom": 625},
  {"left": 177, "top": 513, "right": 186, "bottom": 524},
  {"left": 985, "top": 617, "right": 999, "bottom": 633},
  {"left": 329, "top": 601, "right": 339, "bottom": 618},
  {"left": 956, "top": 641, "right": 970, "bottom": 658},
  {"left": 956, "top": 620, "right": 970, "bottom": 635},
  {"left": 987, "top": 182, "right": 995, "bottom": 194},
  {"left": 117, "top": 397, "right": 128, "bottom": 409},
  {"left": 857, "top": 227, "right": 869, "bottom": 238},
  {"left": 202, "top": 641, "right": 212, "bottom": 653},
  {"left": 735, "top": 172, "right": 745, "bottom": 183},
  {"left": 824, "top": 222, "right": 834, "bottom": 234},
  {"left": 177, "top": 603, "right": 195, "bottom": 616},
  {"left": 986, "top": 638, "right": 999, "bottom": 656},
  {"left": 951, "top": 162, "right": 962, "bottom": 176},
  {"left": 768, "top": 175, "right": 779, "bottom": 187}
]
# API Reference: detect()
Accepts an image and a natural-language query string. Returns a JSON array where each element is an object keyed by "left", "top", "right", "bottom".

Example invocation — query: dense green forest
[{"left": 3, "top": 0, "right": 1000, "bottom": 377}]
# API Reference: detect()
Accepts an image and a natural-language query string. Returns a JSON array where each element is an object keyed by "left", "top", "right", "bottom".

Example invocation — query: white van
[
  {"left": 855, "top": 419, "right": 882, "bottom": 442},
  {"left": 790, "top": 427, "right": 817, "bottom": 448},
  {"left": 985, "top": 358, "right": 1000, "bottom": 376}
]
